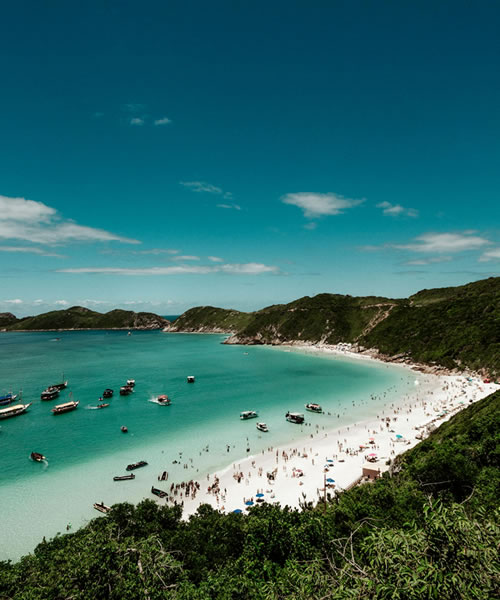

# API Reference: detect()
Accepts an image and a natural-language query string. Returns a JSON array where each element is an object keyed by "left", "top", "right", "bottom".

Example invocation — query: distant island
[
  {"left": 166, "top": 277, "right": 500, "bottom": 377},
  {"left": 0, "top": 306, "right": 169, "bottom": 331}
]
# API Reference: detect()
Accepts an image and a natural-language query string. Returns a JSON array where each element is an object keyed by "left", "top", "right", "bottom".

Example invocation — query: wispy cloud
[
  {"left": 403, "top": 256, "right": 452, "bottom": 266},
  {"left": 173, "top": 255, "right": 200, "bottom": 261},
  {"left": 55, "top": 300, "right": 69, "bottom": 306},
  {"left": 362, "top": 232, "right": 491, "bottom": 254},
  {"left": 0, "top": 246, "right": 64, "bottom": 257},
  {"left": 208, "top": 256, "right": 223, "bottom": 262},
  {"left": 129, "top": 117, "right": 144, "bottom": 126},
  {"left": 479, "top": 248, "right": 500, "bottom": 262},
  {"left": 0, "top": 195, "right": 139, "bottom": 246},
  {"left": 180, "top": 181, "right": 224, "bottom": 194},
  {"left": 57, "top": 262, "right": 280, "bottom": 276},
  {"left": 282, "top": 192, "right": 364, "bottom": 219},
  {"left": 135, "top": 248, "right": 179, "bottom": 255},
  {"left": 154, "top": 117, "right": 171, "bottom": 126},
  {"left": 377, "top": 201, "right": 419, "bottom": 218},
  {"left": 216, "top": 203, "right": 241, "bottom": 210},
  {"left": 4, "top": 298, "right": 23, "bottom": 304}
]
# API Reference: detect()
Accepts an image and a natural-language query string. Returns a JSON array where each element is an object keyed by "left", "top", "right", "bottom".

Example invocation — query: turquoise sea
[{"left": 0, "top": 330, "right": 422, "bottom": 560}]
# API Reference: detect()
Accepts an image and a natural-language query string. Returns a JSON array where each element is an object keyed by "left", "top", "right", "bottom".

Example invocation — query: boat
[
  {"left": 30, "top": 451, "right": 46, "bottom": 462},
  {"left": 50, "top": 378, "right": 68, "bottom": 391},
  {"left": 286, "top": 412, "right": 305, "bottom": 424},
  {"left": 126, "top": 379, "right": 135, "bottom": 387},
  {"left": 187, "top": 375, "right": 195, "bottom": 383},
  {"left": 102, "top": 388, "right": 114, "bottom": 399},
  {"left": 119, "top": 385, "right": 133, "bottom": 396},
  {"left": 51, "top": 400, "right": 79, "bottom": 415},
  {"left": 41, "top": 387, "right": 59, "bottom": 401},
  {"left": 96, "top": 402, "right": 109, "bottom": 409},
  {"left": 0, "top": 392, "right": 17, "bottom": 406},
  {"left": 126, "top": 460, "right": 148, "bottom": 471},
  {"left": 256, "top": 422, "right": 269, "bottom": 432},
  {"left": 0, "top": 403, "right": 32, "bottom": 420},
  {"left": 151, "top": 486, "right": 167, "bottom": 498},
  {"left": 93, "top": 502, "right": 111, "bottom": 514},
  {"left": 156, "top": 395, "right": 171, "bottom": 405},
  {"left": 240, "top": 410, "right": 258, "bottom": 420},
  {"left": 305, "top": 403, "right": 323, "bottom": 413},
  {"left": 113, "top": 474, "right": 135, "bottom": 481},
  {"left": 121, "top": 425, "right": 128, "bottom": 432}
]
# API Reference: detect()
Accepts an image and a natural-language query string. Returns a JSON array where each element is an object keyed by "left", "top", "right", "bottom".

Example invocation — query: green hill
[
  {"left": 169, "top": 277, "right": 500, "bottom": 376},
  {"left": 3, "top": 306, "right": 169, "bottom": 331},
  {"left": 1, "top": 390, "right": 498, "bottom": 599}
]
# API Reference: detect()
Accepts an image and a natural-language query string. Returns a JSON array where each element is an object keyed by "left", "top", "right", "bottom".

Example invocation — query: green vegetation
[
  {"left": 2, "top": 391, "right": 498, "bottom": 599},
  {"left": 171, "top": 277, "right": 500, "bottom": 376},
  {"left": 2, "top": 306, "right": 169, "bottom": 331}
]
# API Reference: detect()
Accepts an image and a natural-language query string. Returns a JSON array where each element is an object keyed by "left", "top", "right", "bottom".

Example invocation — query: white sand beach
[{"left": 158, "top": 347, "right": 499, "bottom": 516}]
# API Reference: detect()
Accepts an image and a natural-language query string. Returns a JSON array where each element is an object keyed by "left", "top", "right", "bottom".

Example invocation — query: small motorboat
[
  {"left": 96, "top": 402, "right": 109, "bottom": 409},
  {"left": 113, "top": 474, "right": 135, "bottom": 481},
  {"left": 240, "top": 410, "right": 258, "bottom": 420},
  {"left": 187, "top": 375, "right": 195, "bottom": 383},
  {"left": 30, "top": 451, "right": 46, "bottom": 462},
  {"left": 52, "top": 400, "right": 79, "bottom": 415},
  {"left": 121, "top": 425, "right": 128, "bottom": 433},
  {"left": 286, "top": 412, "right": 305, "bottom": 424},
  {"left": 126, "top": 379, "right": 135, "bottom": 387},
  {"left": 93, "top": 502, "right": 111, "bottom": 514},
  {"left": 151, "top": 486, "right": 167, "bottom": 498},
  {"left": 156, "top": 395, "right": 171, "bottom": 405},
  {"left": 119, "top": 386, "right": 133, "bottom": 396},
  {"left": 305, "top": 403, "right": 323, "bottom": 413},
  {"left": 103, "top": 388, "right": 114, "bottom": 399},
  {"left": 256, "top": 422, "right": 269, "bottom": 432},
  {"left": 126, "top": 460, "right": 148, "bottom": 471},
  {"left": 41, "top": 387, "right": 59, "bottom": 401}
]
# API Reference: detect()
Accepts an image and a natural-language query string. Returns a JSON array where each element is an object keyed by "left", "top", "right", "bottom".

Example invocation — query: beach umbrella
[
  {"left": 245, "top": 500, "right": 254, "bottom": 506},
  {"left": 326, "top": 478, "right": 335, "bottom": 483},
  {"left": 255, "top": 493, "right": 264, "bottom": 498},
  {"left": 233, "top": 509, "right": 242, "bottom": 514},
  {"left": 396, "top": 434, "right": 403, "bottom": 439},
  {"left": 326, "top": 459, "right": 334, "bottom": 462},
  {"left": 368, "top": 453, "right": 377, "bottom": 457}
]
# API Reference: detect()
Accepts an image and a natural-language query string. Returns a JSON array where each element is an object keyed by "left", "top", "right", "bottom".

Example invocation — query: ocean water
[{"left": 0, "top": 331, "right": 421, "bottom": 560}]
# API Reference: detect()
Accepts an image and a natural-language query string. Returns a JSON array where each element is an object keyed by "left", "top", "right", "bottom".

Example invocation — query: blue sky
[{"left": 0, "top": 1, "right": 499, "bottom": 316}]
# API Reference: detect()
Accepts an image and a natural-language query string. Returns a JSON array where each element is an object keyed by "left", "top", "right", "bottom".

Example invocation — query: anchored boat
[
  {"left": 93, "top": 502, "right": 111, "bottom": 514},
  {"left": 102, "top": 388, "right": 114, "bottom": 399},
  {"left": 41, "top": 387, "right": 59, "bottom": 401},
  {"left": 0, "top": 403, "right": 32, "bottom": 420},
  {"left": 113, "top": 474, "right": 135, "bottom": 481},
  {"left": 119, "top": 385, "right": 133, "bottom": 396},
  {"left": 305, "top": 403, "right": 323, "bottom": 413},
  {"left": 240, "top": 410, "right": 258, "bottom": 420},
  {"left": 187, "top": 375, "right": 195, "bottom": 383},
  {"left": 0, "top": 392, "right": 18, "bottom": 406},
  {"left": 52, "top": 400, "right": 79, "bottom": 415},
  {"left": 286, "top": 412, "right": 305, "bottom": 424},
  {"left": 156, "top": 395, "right": 171, "bottom": 405},
  {"left": 256, "top": 422, "right": 269, "bottom": 432},
  {"left": 30, "top": 452, "right": 46, "bottom": 462},
  {"left": 151, "top": 486, "right": 167, "bottom": 498},
  {"left": 126, "top": 460, "right": 148, "bottom": 471}
]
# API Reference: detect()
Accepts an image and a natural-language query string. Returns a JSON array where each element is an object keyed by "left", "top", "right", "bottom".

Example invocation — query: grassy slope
[{"left": 168, "top": 306, "right": 253, "bottom": 332}]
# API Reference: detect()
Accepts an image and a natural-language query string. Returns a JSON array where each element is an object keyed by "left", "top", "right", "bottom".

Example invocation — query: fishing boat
[
  {"left": 187, "top": 375, "right": 195, "bottom": 383},
  {"left": 305, "top": 403, "right": 323, "bottom": 413},
  {"left": 285, "top": 412, "right": 305, "bottom": 424},
  {"left": 119, "top": 385, "right": 133, "bottom": 396},
  {"left": 51, "top": 400, "right": 79, "bottom": 415},
  {"left": 256, "top": 422, "right": 269, "bottom": 432},
  {"left": 41, "top": 387, "right": 59, "bottom": 401},
  {"left": 30, "top": 451, "right": 46, "bottom": 462},
  {"left": 151, "top": 486, "right": 167, "bottom": 498},
  {"left": 50, "top": 378, "right": 68, "bottom": 391},
  {"left": 240, "top": 410, "right": 258, "bottom": 420},
  {"left": 0, "top": 403, "right": 32, "bottom": 420},
  {"left": 156, "top": 395, "right": 171, "bottom": 405},
  {"left": 126, "top": 460, "right": 148, "bottom": 471},
  {"left": 121, "top": 425, "right": 128, "bottom": 432},
  {"left": 126, "top": 379, "right": 135, "bottom": 387},
  {"left": 102, "top": 388, "right": 114, "bottom": 399},
  {"left": 0, "top": 392, "right": 17, "bottom": 406},
  {"left": 93, "top": 502, "right": 111, "bottom": 514},
  {"left": 113, "top": 474, "right": 135, "bottom": 481}
]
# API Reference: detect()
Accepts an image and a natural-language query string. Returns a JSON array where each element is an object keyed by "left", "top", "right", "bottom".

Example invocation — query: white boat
[
  {"left": 305, "top": 403, "right": 322, "bottom": 413},
  {"left": 240, "top": 410, "right": 258, "bottom": 420},
  {"left": 286, "top": 412, "right": 304, "bottom": 424},
  {"left": 126, "top": 379, "right": 135, "bottom": 387},
  {"left": 52, "top": 400, "right": 79, "bottom": 415},
  {"left": 0, "top": 403, "right": 32, "bottom": 420},
  {"left": 187, "top": 376, "right": 195, "bottom": 383},
  {"left": 256, "top": 422, "right": 268, "bottom": 432}
]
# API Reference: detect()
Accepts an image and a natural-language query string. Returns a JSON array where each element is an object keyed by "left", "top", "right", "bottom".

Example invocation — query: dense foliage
[
  {"left": 2, "top": 391, "right": 498, "bottom": 599},
  {"left": 171, "top": 277, "right": 500, "bottom": 376},
  {"left": 2, "top": 306, "right": 168, "bottom": 331}
]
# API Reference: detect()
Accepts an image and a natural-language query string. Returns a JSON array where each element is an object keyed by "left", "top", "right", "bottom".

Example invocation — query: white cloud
[
  {"left": 282, "top": 192, "right": 364, "bottom": 218},
  {"left": 394, "top": 232, "right": 490, "bottom": 253},
  {"left": 377, "top": 201, "right": 419, "bottom": 218},
  {"left": 129, "top": 117, "right": 145, "bottom": 126},
  {"left": 57, "top": 262, "right": 280, "bottom": 276},
  {"left": 303, "top": 222, "right": 317, "bottom": 230},
  {"left": 0, "top": 194, "right": 139, "bottom": 246},
  {"left": 173, "top": 255, "right": 200, "bottom": 261},
  {"left": 135, "top": 248, "right": 179, "bottom": 255},
  {"left": 0, "top": 246, "right": 64, "bottom": 257},
  {"left": 55, "top": 300, "right": 69, "bottom": 306},
  {"left": 479, "top": 248, "right": 500, "bottom": 262},
  {"left": 154, "top": 117, "right": 171, "bottom": 126},
  {"left": 4, "top": 298, "right": 23, "bottom": 304},
  {"left": 404, "top": 256, "right": 452, "bottom": 266},
  {"left": 217, "top": 203, "right": 241, "bottom": 210},
  {"left": 208, "top": 256, "right": 223, "bottom": 262},
  {"left": 180, "top": 181, "right": 224, "bottom": 194}
]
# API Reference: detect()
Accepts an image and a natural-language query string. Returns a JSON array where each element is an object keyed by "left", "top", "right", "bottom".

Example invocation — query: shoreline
[{"left": 154, "top": 346, "right": 498, "bottom": 516}]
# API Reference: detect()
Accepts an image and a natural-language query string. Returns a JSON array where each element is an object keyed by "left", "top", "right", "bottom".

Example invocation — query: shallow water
[{"left": 0, "top": 331, "right": 420, "bottom": 560}]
